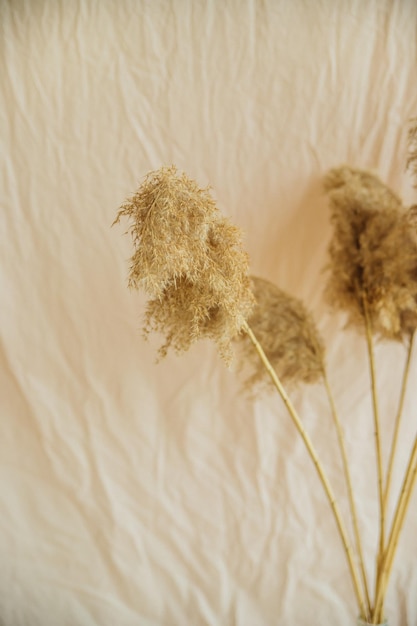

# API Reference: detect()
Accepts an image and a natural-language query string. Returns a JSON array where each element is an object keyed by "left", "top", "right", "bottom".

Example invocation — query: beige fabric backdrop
[{"left": 2, "top": 1, "right": 417, "bottom": 624}]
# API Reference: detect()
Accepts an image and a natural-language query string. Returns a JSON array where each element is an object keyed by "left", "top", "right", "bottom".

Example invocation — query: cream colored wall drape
[{"left": 2, "top": 1, "right": 417, "bottom": 624}]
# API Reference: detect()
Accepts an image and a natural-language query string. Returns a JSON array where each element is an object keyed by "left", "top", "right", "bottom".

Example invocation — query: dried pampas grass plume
[
  {"left": 237, "top": 277, "right": 325, "bottom": 391},
  {"left": 324, "top": 166, "right": 417, "bottom": 340},
  {"left": 114, "top": 166, "right": 255, "bottom": 362},
  {"left": 407, "top": 119, "right": 417, "bottom": 185}
]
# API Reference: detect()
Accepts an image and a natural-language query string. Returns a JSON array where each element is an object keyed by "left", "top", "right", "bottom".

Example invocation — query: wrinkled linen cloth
[{"left": 1, "top": 1, "right": 417, "bottom": 625}]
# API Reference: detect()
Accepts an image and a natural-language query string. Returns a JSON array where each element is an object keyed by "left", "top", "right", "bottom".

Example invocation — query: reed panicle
[
  {"left": 407, "top": 119, "right": 417, "bottom": 185},
  {"left": 324, "top": 166, "right": 417, "bottom": 340},
  {"left": 236, "top": 276, "right": 325, "bottom": 391},
  {"left": 114, "top": 166, "right": 254, "bottom": 363}
]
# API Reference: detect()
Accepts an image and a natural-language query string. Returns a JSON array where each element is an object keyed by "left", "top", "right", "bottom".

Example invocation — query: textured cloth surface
[{"left": 2, "top": 1, "right": 417, "bottom": 625}]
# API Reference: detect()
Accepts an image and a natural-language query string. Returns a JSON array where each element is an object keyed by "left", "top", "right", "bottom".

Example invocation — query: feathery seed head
[
  {"left": 324, "top": 166, "right": 417, "bottom": 339},
  {"left": 115, "top": 166, "right": 255, "bottom": 363},
  {"left": 236, "top": 277, "right": 325, "bottom": 392},
  {"left": 407, "top": 120, "right": 417, "bottom": 186}
]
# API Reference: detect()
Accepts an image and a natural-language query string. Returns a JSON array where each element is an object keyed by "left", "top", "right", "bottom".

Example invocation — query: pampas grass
[
  {"left": 324, "top": 166, "right": 417, "bottom": 340},
  {"left": 115, "top": 165, "right": 367, "bottom": 618},
  {"left": 407, "top": 119, "right": 417, "bottom": 185},
  {"left": 236, "top": 276, "right": 325, "bottom": 391},
  {"left": 323, "top": 162, "right": 417, "bottom": 623},
  {"left": 114, "top": 166, "right": 254, "bottom": 362},
  {"left": 115, "top": 141, "right": 417, "bottom": 624}
]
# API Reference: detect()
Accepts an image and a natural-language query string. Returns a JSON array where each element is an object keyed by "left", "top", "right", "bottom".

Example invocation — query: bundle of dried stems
[
  {"left": 115, "top": 133, "right": 417, "bottom": 624},
  {"left": 324, "top": 162, "right": 417, "bottom": 622}
]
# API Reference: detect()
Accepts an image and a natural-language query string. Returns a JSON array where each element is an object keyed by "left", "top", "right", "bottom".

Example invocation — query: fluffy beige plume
[
  {"left": 114, "top": 166, "right": 254, "bottom": 362},
  {"left": 407, "top": 120, "right": 417, "bottom": 185},
  {"left": 236, "top": 276, "right": 325, "bottom": 391},
  {"left": 324, "top": 166, "right": 417, "bottom": 340}
]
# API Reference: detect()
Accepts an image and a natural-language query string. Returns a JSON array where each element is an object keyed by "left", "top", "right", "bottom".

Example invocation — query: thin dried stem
[
  {"left": 323, "top": 372, "right": 372, "bottom": 620},
  {"left": 363, "top": 298, "right": 385, "bottom": 597},
  {"left": 374, "top": 436, "right": 417, "bottom": 622},
  {"left": 384, "top": 332, "right": 415, "bottom": 512},
  {"left": 243, "top": 321, "right": 366, "bottom": 618}
]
